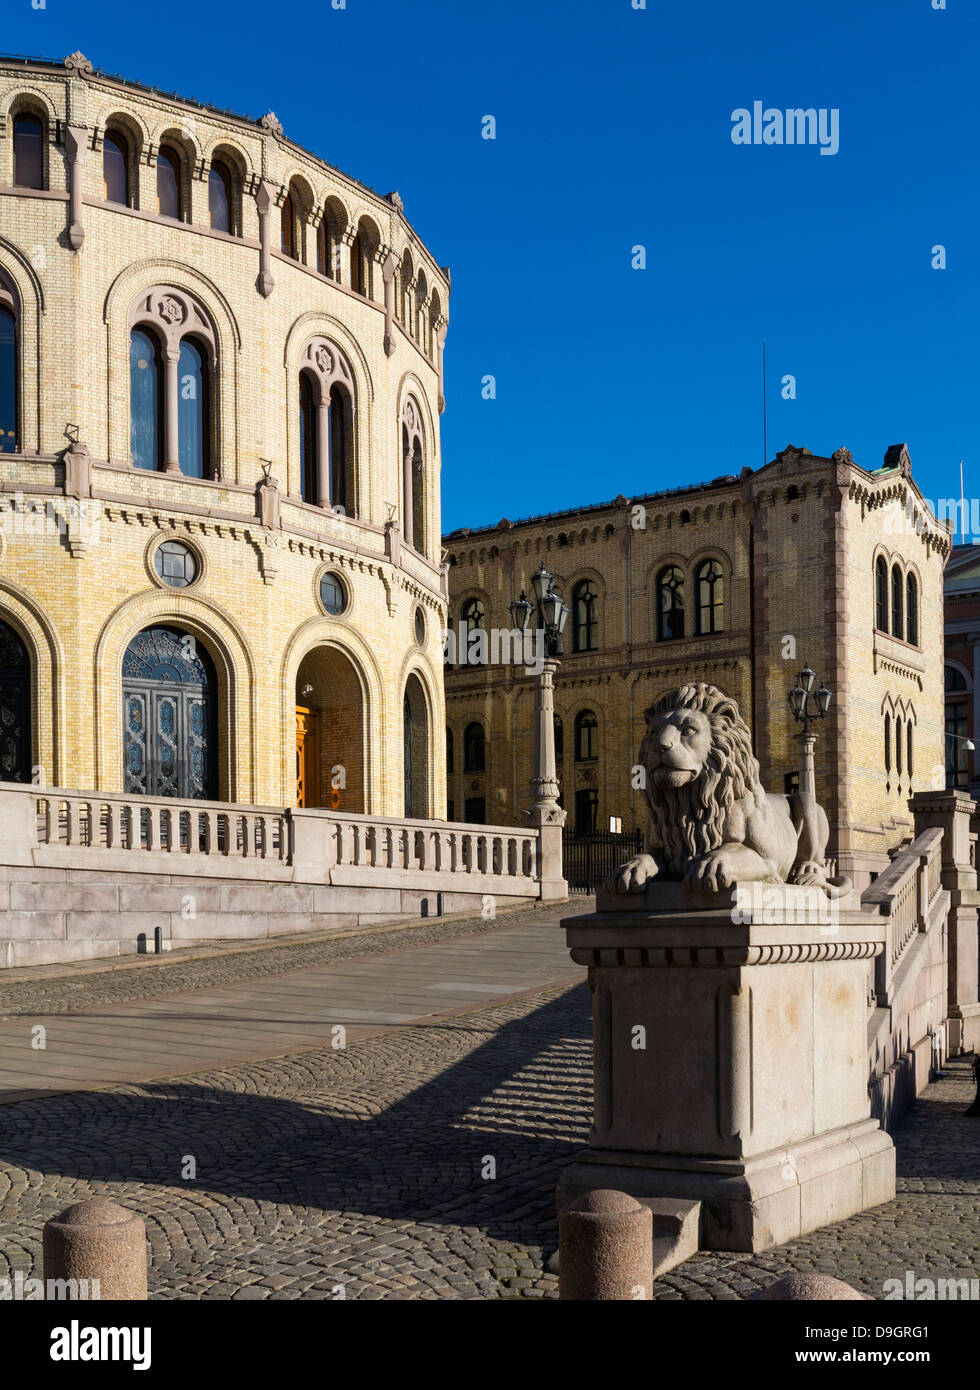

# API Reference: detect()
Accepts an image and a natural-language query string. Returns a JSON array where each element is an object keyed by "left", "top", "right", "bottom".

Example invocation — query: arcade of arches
[{"left": 0, "top": 614, "right": 436, "bottom": 819}]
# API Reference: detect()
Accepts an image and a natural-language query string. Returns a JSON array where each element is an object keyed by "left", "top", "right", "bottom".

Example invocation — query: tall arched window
[
  {"left": 0, "top": 299, "right": 17, "bottom": 454},
  {"left": 656, "top": 565, "right": 684, "bottom": 641},
  {"left": 329, "top": 384, "right": 352, "bottom": 514},
  {"left": 891, "top": 564, "right": 904, "bottom": 639},
  {"left": 907, "top": 721, "right": 913, "bottom": 778},
  {"left": 156, "top": 146, "right": 181, "bottom": 219},
  {"left": 0, "top": 618, "right": 31, "bottom": 782},
  {"left": 463, "top": 720, "right": 485, "bottom": 773},
  {"left": 695, "top": 559, "right": 724, "bottom": 634},
  {"left": 906, "top": 573, "right": 918, "bottom": 646},
  {"left": 875, "top": 555, "right": 888, "bottom": 631},
  {"left": 402, "top": 398, "right": 425, "bottom": 554},
  {"left": 572, "top": 580, "right": 599, "bottom": 652},
  {"left": 554, "top": 713, "right": 564, "bottom": 764},
  {"left": 575, "top": 710, "right": 598, "bottom": 761},
  {"left": 130, "top": 328, "right": 163, "bottom": 471},
  {"left": 13, "top": 114, "right": 44, "bottom": 189},
  {"left": 208, "top": 161, "right": 232, "bottom": 233},
  {"left": 103, "top": 131, "right": 129, "bottom": 205},
  {"left": 299, "top": 372, "right": 317, "bottom": 504},
  {"left": 351, "top": 231, "right": 366, "bottom": 294},
  {"left": 895, "top": 716, "right": 903, "bottom": 775},
  {"left": 884, "top": 712, "right": 891, "bottom": 774},
  {"left": 446, "top": 726, "right": 454, "bottom": 775},
  {"left": 281, "top": 190, "right": 297, "bottom": 259},
  {"left": 177, "top": 338, "right": 208, "bottom": 478}
]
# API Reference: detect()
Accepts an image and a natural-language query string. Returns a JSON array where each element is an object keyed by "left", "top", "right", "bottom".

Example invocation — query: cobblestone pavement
[
  {"left": 0, "top": 979, "right": 976, "bottom": 1299},
  {"left": 0, "top": 899, "right": 592, "bottom": 1020}
]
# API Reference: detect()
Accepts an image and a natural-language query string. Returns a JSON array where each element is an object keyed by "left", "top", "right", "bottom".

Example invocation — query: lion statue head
[{"left": 639, "top": 683, "right": 763, "bottom": 878}]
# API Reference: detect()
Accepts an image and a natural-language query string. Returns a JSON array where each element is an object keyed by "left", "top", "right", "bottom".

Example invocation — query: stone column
[
  {"left": 65, "top": 125, "right": 86, "bottom": 250},
  {"left": 436, "top": 321, "right": 448, "bottom": 413},
  {"left": 255, "top": 179, "right": 276, "bottom": 297},
  {"left": 163, "top": 347, "right": 181, "bottom": 472},
  {"left": 316, "top": 394, "right": 331, "bottom": 510},
  {"left": 338, "top": 229, "right": 354, "bottom": 288},
  {"left": 910, "top": 788, "right": 980, "bottom": 1054},
  {"left": 525, "top": 657, "right": 567, "bottom": 899},
  {"left": 382, "top": 252, "right": 397, "bottom": 357}
]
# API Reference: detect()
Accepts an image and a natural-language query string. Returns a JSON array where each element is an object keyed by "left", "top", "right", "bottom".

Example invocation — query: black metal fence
[{"left": 562, "top": 828, "right": 644, "bottom": 893}]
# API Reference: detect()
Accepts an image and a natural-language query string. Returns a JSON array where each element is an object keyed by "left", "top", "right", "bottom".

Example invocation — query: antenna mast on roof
[{"left": 762, "top": 340, "right": 767, "bottom": 468}]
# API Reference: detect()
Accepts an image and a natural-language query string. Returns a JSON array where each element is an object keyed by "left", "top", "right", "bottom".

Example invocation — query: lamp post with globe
[{"left": 510, "top": 564, "right": 569, "bottom": 897}]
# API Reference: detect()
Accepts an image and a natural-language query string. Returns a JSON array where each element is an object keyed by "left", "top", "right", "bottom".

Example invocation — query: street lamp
[
  {"left": 511, "top": 563, "right": 569, "bottom": 658},
  {"left": 788, "top": 662, "right": 832, "bottom": 737},
  {"left": 788, "top": 662, "right": 831, "bottom": 810},
  {"left": 512, "top": 564, "right": 570, "bottom": 836}
]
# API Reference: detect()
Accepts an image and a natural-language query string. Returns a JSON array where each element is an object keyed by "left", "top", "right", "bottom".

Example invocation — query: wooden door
[{"left": 296, "top": 705, "right": 320, "bottom": 807}]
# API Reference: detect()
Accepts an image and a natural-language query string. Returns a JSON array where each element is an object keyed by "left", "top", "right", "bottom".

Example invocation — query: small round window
[
  {"left": 155, "top": 540, "right": 198, "bottom": 588},
  {"left": 414, "top": 607, "right": 426, "bottom": 645},
  {"left": 319, "top": 572, "right": 347, "bottom": 615}
]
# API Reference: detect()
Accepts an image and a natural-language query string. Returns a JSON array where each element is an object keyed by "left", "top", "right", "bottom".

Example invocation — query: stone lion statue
[{"left": 608, "top": 682, "right": 850, "bottom": 896}]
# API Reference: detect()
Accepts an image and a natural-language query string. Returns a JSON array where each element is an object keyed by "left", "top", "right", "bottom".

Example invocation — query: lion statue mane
[{"left": 608, "top": 682, "right": 850, "bottom": 896}]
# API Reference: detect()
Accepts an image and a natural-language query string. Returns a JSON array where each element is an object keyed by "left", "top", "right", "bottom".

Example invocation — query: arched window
[
  {"left": 281, "top": 190, "right": 297, "bottom": 259},
  {"left": 695, "top": 559, "right": 724, "bottom": 634},
  {"left": 906, "top": 573, "right": 918, "bottom": 646},
  {"left": 891, "top": 565, "right": 904, "bottom": 639},
  {"left": 130, "top": 327, "right": 163, "bottom": 471},
  {"left": 572, "top": 580, "right": 599, "bottom": 652},
  {"left": 461, "top": 597, "right": 486, "bottom": 630},
  {"left": 103, "top": 131, "right": 129, "bottom": 206},
  {"left": 554, "top": 713, "right": 564, "bottom": 764},
  {"left": 13, "top": 114, "right": 44, "bottom": 189},
  {"left": 0, "top": 618, "right": 31, "bottom": 782},
  {"left": 177, "top": 338, "right": 209, "bottom": 478},
  {"left": 875, "top": 555, "right": 888, "bottom": 631},
  {"left": 895, "top": 716, "right": 903, "bottom": 775},
  {"left": 299, "top": 372, "right": 317, "bottom": 504},
  {"left": 446, "top": 726, "right": 454, "bottom": 775},
  {"left": 316, "top": 220, "right": 328, "bottom": 276},
  {"left": 884, "top": 713, "right": 891, "bottom": 774},
  {"left": 907, "top": 721, "right": 914, "bottom": 778},
  {"left": 351, "top": 231, "right": 366, "bottom": 294},
  {"left": 402, "top": 398, "right": 425, "bottom": 553},
  {"left": 156, "top": 146, "right": 181, "bottom": 219},
  {"left": 0, "top": 300, "right": 17, "bottom": 454},
  {"left": 208, "top": 162, "right": 232, "bottom": 233},
  {"left": 945, "top": 665, "right": 968, "bottom": 693},
  {"left": 656, "top": 565, "right": 684, "bottom": 641},
  {"left": 575, "top": 710, "right": 598, "bottom": 761},
  {"left": 329, "top": 385, "right": 353, "bottom": 513},
  {"left": 463, "top": 721, "right": 485, "bottom": 773}
]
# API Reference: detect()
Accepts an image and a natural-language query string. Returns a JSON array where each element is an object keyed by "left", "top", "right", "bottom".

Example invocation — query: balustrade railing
[
  {"left": 863, "top": 826, "right": 945, "bottom": 1005},
  {"left": 11, "top": 785, "right": 541, "bottom": 890}
]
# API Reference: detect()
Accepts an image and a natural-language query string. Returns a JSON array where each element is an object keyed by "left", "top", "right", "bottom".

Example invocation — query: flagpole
[{"left": 960, "top": 459, "right": 966, "bottom": 545}]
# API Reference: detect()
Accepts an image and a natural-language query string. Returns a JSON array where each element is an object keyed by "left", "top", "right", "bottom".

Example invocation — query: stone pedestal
[{"left": 559, "top": 881, "right": 896, "bottom": 1253}]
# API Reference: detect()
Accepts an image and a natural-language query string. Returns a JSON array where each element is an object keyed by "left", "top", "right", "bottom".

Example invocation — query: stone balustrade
[{"left": 862, "top": 826, "right": 946, "bottom": 1008}]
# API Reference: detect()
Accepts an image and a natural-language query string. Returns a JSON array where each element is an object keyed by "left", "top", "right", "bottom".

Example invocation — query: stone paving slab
[
  {"left": 0, "top": 976, "right": 977, "bottom": 1300},
  {"left": 0, "top": 914, "right": 586, "bottom": 1100}
]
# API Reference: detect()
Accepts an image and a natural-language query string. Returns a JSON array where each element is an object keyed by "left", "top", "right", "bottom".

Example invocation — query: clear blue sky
[{"left": 6, "top": 0, "right": 978, "bottom": 531}]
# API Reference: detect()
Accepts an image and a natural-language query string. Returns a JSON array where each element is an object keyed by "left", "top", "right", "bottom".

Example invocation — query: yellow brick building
[
  {"left": 0, "top": 53, "right": 448, "bottom": 818},
  {"left": 445, "top": 444, "right": 949, "bottom": 887}
]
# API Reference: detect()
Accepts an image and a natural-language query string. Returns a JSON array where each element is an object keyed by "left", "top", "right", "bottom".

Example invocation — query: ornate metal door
[
  {"left": 0, "top": 619, "right": 30, "bottom": 783},
  {"left": 122, "top": 627, "right": 215, "bottom": 798}
]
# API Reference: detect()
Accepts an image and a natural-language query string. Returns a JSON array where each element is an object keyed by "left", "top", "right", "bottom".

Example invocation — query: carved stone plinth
[{"left": 558, "top": 883, "right": 896, "bottom": 1254}]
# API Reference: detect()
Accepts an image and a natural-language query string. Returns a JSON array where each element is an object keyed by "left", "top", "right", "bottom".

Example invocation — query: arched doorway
[
  {"left": 0, "top": 618, "right": 31, "bottom": 782},
  {"left": 122, "top": 626, "right": 216, "bottom": 798},
  {"left": 403, "top": 673, "right": 429, "bottom": 818},
  {"left": 295, "top": 645, "right": 365, "bottom": 810}
]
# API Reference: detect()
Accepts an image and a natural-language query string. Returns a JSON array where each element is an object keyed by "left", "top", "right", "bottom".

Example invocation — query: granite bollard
[
  {"left": 558, "top": 1189, "right": 653, "bottom": 1300},
  {"left": 43, "top": 1197, "right": 147, "bottom": 1300}
]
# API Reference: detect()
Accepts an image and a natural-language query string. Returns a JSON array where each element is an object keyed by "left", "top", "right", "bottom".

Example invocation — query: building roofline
[{"left": 0, "top": 52, "right": 445, "bottom": 280}]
